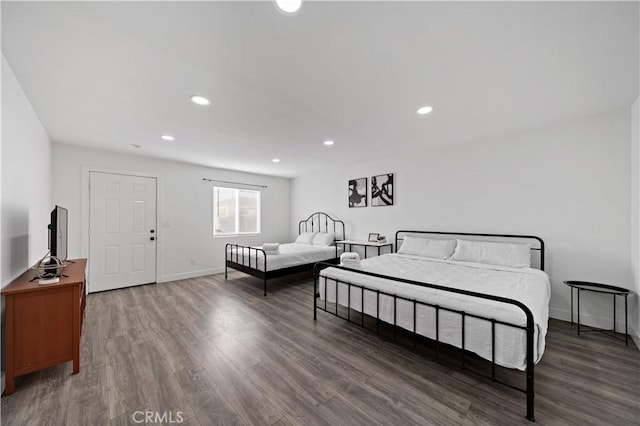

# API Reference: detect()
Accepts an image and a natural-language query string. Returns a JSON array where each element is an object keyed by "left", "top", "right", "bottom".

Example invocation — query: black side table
[
  {"left": 563, "top": 281, "right": 631, "bottom": 345},
  {"left": 335, "top": 240, "right": 393, "bottom": 259}
]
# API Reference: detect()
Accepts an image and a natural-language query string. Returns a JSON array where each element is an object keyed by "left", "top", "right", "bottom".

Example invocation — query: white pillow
[
  {"left": 294, "top": 232, "right": 317, "bottom": 245},
  {"left": 451, "top": 239, "right": 531, "bottom": 268},
  {"left": 312, "top": 232, "right": 335, "bottom": 246},
  {"left": 397, "top": 236, "right": 456, "bottom": 259}
]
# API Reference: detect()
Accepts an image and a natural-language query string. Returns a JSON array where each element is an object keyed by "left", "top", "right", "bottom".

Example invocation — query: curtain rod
[{"left": 202, "top": 178, "right": 267, "bottom": 189}]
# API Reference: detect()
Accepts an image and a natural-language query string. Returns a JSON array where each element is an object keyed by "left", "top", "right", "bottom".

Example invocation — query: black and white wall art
[
  {"left": 348, "top": 177, "right": 367, "bottom": 207},
  {"left": 371, "top": 173, "right": 394, "bottom": 206}
]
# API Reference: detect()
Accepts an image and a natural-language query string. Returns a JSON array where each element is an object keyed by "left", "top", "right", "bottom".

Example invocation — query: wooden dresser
[{"left": 1, "top": 258, "right": 87, "bottom": 395}]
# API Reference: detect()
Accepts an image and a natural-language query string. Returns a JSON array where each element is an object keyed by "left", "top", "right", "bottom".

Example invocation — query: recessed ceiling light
[
  {"left": 160, "top": 135, "right": 175, "bottom": 141},
  {"left": 190, "top": 95, "right": 211, "bottom": 106},
  {"left": 275, "top": 0, "right": 302, "bottom": 14},
  {"left": 417, "top": 106, "right": 434, "bottom": 115},
  {"left": 323, "top": 140, "right": 335, "bottom": 146},
  {"left": 272, "top": 158, "right": 281, "bottom": 163}
]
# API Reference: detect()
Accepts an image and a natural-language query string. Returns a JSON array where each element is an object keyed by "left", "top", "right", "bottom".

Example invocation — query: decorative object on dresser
[
  {"left": 314, "top": 231, "right": 547, "bottom": 421},
  {"left": 1, "top": 258, "right": 87, "bottom": 396},
  {"left": 563, "top": 280, "right": 631, "bottom": 345},
  {"left": 225, "top": 212, "right": 345, "bottom": 296},
  {"left": 31, "top": 254, "right": 67, "bottom": 285},
  {"left": 348, "top": 177, "right": 367, "bottom": 207},
  {"left": 371, "top": 173, "right": 394, "bottom": 206}
]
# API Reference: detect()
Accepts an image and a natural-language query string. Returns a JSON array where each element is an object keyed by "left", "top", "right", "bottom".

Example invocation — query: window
[{"left": 213, "top": 186, "right": 261, "bottom": 236}]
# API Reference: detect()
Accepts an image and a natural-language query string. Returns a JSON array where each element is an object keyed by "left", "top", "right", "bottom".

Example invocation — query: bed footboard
[
  {"left": 225, "top": 244, "right": 268, "bottom": 295},
  {"left": 225, "top": 243, "right": 341, "bottom": 296},
  {"left": 313, "top": 262, "right": 536, "bottom": 422}
]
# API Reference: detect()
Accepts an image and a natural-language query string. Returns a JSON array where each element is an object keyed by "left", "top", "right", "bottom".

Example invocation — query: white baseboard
[
  {"left": 550, "top": 307, "right": 639, "bottom": 350},
  {"left": 549, "top": 307, "right": 571, "bottom": 323},
  {"left": 158, "top": 267, "right": 224, "bottom": 283},
  {"left": 630, "top": 325, "right": 640, "bottom": 350},
  {"left": 550, "top": 306, "right": 624, "bottom": 329}
]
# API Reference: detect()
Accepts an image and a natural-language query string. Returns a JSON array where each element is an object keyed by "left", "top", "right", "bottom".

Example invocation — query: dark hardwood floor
[{"left": 2, "top": 272, "right": 639, "bottom": 425}]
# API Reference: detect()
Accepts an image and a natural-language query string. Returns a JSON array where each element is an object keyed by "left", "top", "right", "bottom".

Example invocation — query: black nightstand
[
  {"left": 563, "top": 280, "right": 631, "bottom": 345},
  {"left": 335, "top": 240, "right": 393, "bottom": 258}
]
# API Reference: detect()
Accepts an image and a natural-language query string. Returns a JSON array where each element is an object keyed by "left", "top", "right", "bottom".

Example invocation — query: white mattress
[
  {"left": 228, "top": 243, "right": 341, "bottom": 271},
  {"left": 319, "top": 253, "right": 550, "bottom": 370}
]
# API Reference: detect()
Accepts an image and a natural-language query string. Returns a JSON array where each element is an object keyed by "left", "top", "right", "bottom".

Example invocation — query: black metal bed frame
[
  {"left": 225, "top": 212, "right": 346, "bottom": 296},
  {"left": 313, "top": 230, "right": 545, "bottom": 421}
]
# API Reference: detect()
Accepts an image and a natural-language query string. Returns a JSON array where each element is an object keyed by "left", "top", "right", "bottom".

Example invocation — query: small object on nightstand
[
  {"left": 368, "top": 233, "right": 387, "bottom": 243},
  {"left": 563, "top": 280, "right": 631, "bottom": 346}
]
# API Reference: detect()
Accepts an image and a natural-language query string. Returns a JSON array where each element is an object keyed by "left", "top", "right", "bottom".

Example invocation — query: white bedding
[
  {"left": 319, "top": 253, "right": 550, "bottom": 370},
  {"left": 228, "top": 243, "right": 341, "bottom": 271}
]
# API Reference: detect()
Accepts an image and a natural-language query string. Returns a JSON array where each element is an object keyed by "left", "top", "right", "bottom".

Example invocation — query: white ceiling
[{"left": 2, "top": 1, "right": 638, "bottom": 177}]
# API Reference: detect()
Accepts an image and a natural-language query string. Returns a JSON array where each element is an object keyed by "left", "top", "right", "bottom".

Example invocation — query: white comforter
[
  {"left": 319, "top": 253, "right": 550, "bottom": 370},
  {"left": 228, "top": 243, "right": 341, "bottom": 271}
]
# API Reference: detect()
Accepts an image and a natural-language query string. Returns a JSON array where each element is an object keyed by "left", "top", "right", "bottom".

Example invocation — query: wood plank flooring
[{"left": 2, "top": 272, "right": 639, "bottom": 425}]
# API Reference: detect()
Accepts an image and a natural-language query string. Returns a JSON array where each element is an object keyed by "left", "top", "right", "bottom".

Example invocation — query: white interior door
[{"left": 89, "top": 172, "right": 157, "bottom": 292}]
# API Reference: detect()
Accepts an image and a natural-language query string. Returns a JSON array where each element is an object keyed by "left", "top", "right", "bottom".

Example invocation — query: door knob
[
  {"left": 150, "top": 229, "right": 155, "bottom": 233},
  {"left": 150, "top": 236, "right": 155, "bottom": 241}
]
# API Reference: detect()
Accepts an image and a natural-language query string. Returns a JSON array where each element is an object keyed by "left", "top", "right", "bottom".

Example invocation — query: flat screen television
[{"left": 49, "top": 205, "right": 68, "bottom": 261}]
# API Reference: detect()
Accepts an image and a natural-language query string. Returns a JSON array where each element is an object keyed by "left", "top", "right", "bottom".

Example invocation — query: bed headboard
[
  {"left": 299, "top": 212, "right": 346, "bottom": 241},
  {"left": 395, "top": 230, "right": 545, "bottom": 271}
]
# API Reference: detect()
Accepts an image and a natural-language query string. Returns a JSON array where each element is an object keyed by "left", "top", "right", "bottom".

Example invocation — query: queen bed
[
  {"left": 225, "top": 212, "right": 345, "bottom": 295},
  {"left": 314, "top": 230, "right": 548, "bottom": 421}
]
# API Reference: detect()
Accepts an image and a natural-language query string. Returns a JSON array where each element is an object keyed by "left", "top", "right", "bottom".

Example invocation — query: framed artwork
[
  {"left": 368, "top": 233, "right": 379, "bottom": 242},
  {"left": 371, "top": 173, "right": 394, "bottom": 206},
  {"left": 348, "top": 177, "right": 367, "bottom": 207}
]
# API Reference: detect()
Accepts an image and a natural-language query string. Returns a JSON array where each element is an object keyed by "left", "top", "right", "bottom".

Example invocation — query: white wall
[
  {"left": 52, "top": 144, "right": 291, "bottom": 287},
  {"left": 1, "top": 53, "right": 2, "bottom": 392},
  {"left": 292, "top": 109, "right": 632, "bottom": 332},
  {"left": 1, "top": 54, "right": 52, "bottom": 285},
  {"left": 1, "top": 54, "right": 53, "bottom": 388},
  {"left": 631, "top": 97, "right": 639, "bottom": 346}
]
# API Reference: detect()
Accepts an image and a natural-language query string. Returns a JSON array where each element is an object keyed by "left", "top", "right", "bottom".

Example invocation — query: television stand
[{"left": 1, "top": 258, "right": 87, "bottom": 396}]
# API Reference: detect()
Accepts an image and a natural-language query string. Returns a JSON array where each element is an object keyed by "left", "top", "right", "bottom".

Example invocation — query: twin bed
[
  {"left": 225, "top": 212, "right": 345, "bottom": 295},
  {"left": 225, "top": 218, "right": 548, "bottom": 421}
]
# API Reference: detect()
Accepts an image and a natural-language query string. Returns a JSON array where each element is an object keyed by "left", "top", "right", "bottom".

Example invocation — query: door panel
[
  {"left": 132, "top": 245, "right": 145, "bottom": 272},
  {"left": 132, "top": 201, "right": 145, "bottom": 233},
  {"left": 105, "top": 199, "right": 120, "bottom": 233},
  {"left": 89, "top": 172, "right": 157, "bottom": 292},
  {"left": 104, "top": 246, "right": 119, "bottom": 275}
]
